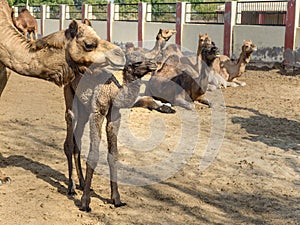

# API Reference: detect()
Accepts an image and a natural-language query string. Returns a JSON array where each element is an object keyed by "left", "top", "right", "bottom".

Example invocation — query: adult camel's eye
[{"left": 84, "top": 41, "right": 97, "bottom": 51}]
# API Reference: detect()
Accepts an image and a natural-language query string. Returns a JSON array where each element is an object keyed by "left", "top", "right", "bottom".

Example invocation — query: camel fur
[
  {"left": 212, "top": 40, "right": 257, "bottom": 87},
  {"left": 11, "top": 8, "right": 38, "bottom": 41}
]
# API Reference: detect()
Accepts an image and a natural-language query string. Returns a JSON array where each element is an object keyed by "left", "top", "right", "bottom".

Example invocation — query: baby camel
[
  {"left": 66, "top": 61, "right": 157, "bottom": 211},
  {"left": 212, "top": 40, "right": 257, "bottom": 87}
]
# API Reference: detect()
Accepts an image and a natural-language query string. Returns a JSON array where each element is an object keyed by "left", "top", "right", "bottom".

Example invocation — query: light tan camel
[
  {"left": 145, "top": 42, "right": 220, "bottom": 110},
  {"left": 11, "top": 8, "right": 38, "bottom": 40},
  {"left": 68, "top": 61, "right": 157, "bottom": 211},
  {"left": 212, "top": 40, "right": 257, "bottom": 87},
  {"left": 0, "top": 0, "right": 126, "bottom": 195}
]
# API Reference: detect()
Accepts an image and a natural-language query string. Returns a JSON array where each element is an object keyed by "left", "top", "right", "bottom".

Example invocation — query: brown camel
[
  {"left": 145, "top": 42, "right": 220, "bottom": 110},
  {"left": 0, "top": 0, "right": 126, "bottom": 194},
  {"left": 11, "top": 7, "right": 38, "bottom": 40},
  {"left": 125, "top": 28, "right": 176, "bottom": 63},
  {"left": 67, "top": 61, "right": 157, "bottom": 211},
  {"left": 212, "top": 40, "right": 257, "bottom": 87}
]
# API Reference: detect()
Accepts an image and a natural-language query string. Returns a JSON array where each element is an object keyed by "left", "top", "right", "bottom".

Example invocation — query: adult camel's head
[
  {"left": 65, "top": 20, "right": 126, "bottom": 72},
  {"left": 157, "top": 29, "right": 176, "bottom": 41},
  {"left": 242, "top": 40, "right": 257, "bottom": 62}
]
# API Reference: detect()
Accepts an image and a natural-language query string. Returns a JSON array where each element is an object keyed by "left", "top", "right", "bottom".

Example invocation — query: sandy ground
[{"left": 0, "top": 69, "right": 299, "bottom": 225}]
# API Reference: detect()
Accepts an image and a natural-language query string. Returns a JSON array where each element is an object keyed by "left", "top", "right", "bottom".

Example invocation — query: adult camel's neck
[
  {"left": 0, "top": 6, "right": 72, "bottom": 86},
  {"left": 144, "top": 38, "right": 166, "bottom": 59}
]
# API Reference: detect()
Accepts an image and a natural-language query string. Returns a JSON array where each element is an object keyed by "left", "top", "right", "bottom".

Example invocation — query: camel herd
[{"left": 0, "top": 0, "right": 257, "bottom": 212}]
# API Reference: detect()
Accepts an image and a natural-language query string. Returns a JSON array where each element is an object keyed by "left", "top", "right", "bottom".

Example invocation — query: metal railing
[
  {"left": 115, "top": 3, "right": 138, "bottom": 21},
  {"left": 236, "top": 1, "right": 288, "bottom": 25},
  {"left": 68, "top": 5, "right": 82, "bottom": 20},
  {"left": 89, "top": 4, "right": 107, "bottom": 21},
  {"left": 186, "top": 2, "right": 225, "bottom": 24},
  {"left": 146, "top": 3, "right": 176, "bottom": 23},
  {"left": 47, "top": 5, "right": 60, "bottom": 19}
]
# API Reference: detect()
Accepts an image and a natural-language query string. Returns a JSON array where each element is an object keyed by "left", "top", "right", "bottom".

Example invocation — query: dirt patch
[{"left": 0, "top": 69, "right": 299, "bottom": 225}]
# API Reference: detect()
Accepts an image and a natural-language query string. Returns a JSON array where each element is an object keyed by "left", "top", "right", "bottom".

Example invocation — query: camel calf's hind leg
[{"left": 106, "top": 109, "right": 126, "bottom": 207}]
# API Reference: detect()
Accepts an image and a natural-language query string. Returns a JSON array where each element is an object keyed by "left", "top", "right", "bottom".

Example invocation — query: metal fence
[
  {"left": 147, "top": 3, "right": 176, "bottom": 23},
  {"left": 186, "top": 2, "right": 225, "bottom": 24},
  {"left": 68, "top": 5, "right": 82, "bottom": 20},
  {"left": 115, "top": 3, "right": 138, "bottom": 21},
  {"left": 89, "top": 4, "right": 107, "bottom": 21},
  {"left": 47, "top": 5, "right": 60, "bottom": 19},
  {"left": 236, "top": 1, "right": 288, "bottom": 25}
]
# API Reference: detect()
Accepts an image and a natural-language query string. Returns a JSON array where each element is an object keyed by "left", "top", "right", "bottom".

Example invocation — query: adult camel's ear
[
  {"left": 83, "top": 18, "right": 92, "bottom": 27},
  {"left": 67, "top": 20, "right": 78, "bottom": 39}
]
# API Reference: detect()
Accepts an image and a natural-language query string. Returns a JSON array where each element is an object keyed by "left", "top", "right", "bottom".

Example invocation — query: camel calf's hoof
[
  {"left": 156, "top": 105, "right": 176, "bottom": 114},
  {"left": 79, "top": 206, "right": 91, "bottom": 212}
]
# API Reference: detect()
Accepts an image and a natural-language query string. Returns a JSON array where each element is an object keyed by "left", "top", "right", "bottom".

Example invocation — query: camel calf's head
[
  {"left": 124, "top": 61, "right": 157, "bottom": 81},
  {"left": 66, "top": 20, "right": 126, "bottom": 70}
]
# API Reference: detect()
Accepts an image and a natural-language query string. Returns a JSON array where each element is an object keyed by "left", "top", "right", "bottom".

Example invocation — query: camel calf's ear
[{"left": 67, "top": 20, "right": 78, "bottom": 39}]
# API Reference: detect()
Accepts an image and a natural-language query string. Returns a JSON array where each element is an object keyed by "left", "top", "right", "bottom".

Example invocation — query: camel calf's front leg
[{"left": 106, "top": 109, "right": 126, "bottom": 207}]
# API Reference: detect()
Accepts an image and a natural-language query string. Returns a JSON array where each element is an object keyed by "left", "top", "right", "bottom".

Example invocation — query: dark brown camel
[{"left": 11, "top": 8, "right": 38, "bottom": 40}]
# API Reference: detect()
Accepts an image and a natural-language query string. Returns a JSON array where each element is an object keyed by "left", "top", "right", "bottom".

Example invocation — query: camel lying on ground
[
  {"left": 145, "top": 42, "right": 220, "bottom": 110},
  {"left": 212, "top": 40, "right": 257, "bottom": 87},
  {"left": 133, "top": 33, "right": 222, "bottom": 112},
  {"left": 11, "top": 8, "right": 38, "bottom": 40},
  {"left": 0, "top": 0, "right": 126, "bottom": 202},
  {"left": 68, "top": 61, "right": 157, "bottom": 211}
]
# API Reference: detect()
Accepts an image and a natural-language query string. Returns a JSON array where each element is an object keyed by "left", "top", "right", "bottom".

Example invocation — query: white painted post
[
  {"left": 40, "top": 5, "right": 47, "bottom": 37},
  {"left": 65, "top": 5, "right": 70, "bottom": 20},
  {"left": 146, "top": 3, "right": 152, "bottom": 22},
  {"left": 59, "top": 4, "right": 66, "bottom": 31},
  {"left": 88, "top": 5, "right": 93, "bottom": 20},
  {"left": 13, "top": 6, "right": 18, "bottom": 17},
  {"left": 46, "top": 6, "right": 50, "bottom": 19},
  {"left": 185, "top": 2, "right": 191, "bottom": 23},
  {"left": 114, "top": 4, "right": 119, "bottom": 21}
]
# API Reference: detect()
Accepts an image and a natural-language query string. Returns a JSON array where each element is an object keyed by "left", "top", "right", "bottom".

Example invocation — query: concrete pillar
[
  {"left": 176, "top": 2, "right": 187, "bottom": 48},
  {"left": 107, "top": 3, "right": 115, "bottom": 42},
  {"left": 284, "top": 0, "right": 300, "bottom": 67},
  {"left": 59, "top": 4, "right": 66, "bottom": 31},
  {"left": 40, "top": 5, "right": 46, "bottom": 36},
  {"left": 223, "top": 1, "right": 237, "bottom": 57},
  {"left": 13, "top": 6, "right": 18, "bottom": 17},
  {"left": 284, "top": 0, "right": 299, "bottom": 51},
  {"left": 82, "top": 4, "right": 89, "bottom": 22},
  {"left": 138, "top": 2, "right": 147, "bottom": 48}
]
